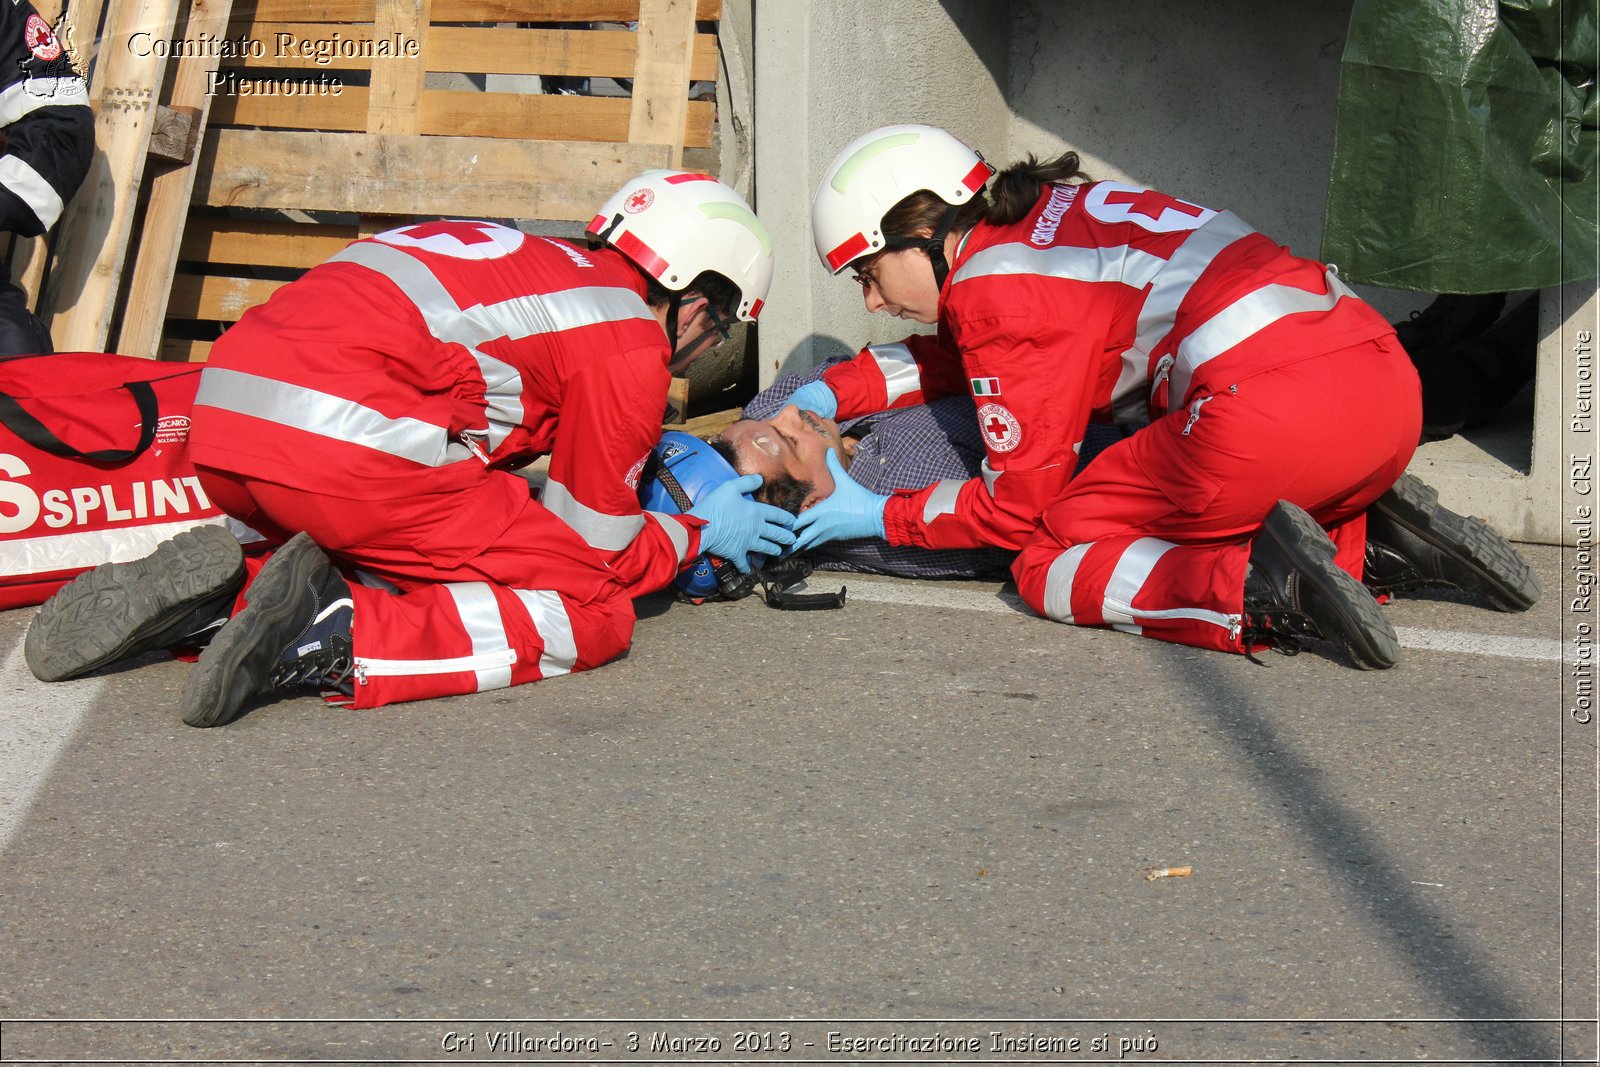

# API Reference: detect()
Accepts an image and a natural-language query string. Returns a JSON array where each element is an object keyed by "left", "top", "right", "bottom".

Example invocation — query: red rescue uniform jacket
[
  {"left": 817, "top": 180, "right": 1395, "bottom": 552},
  {"left": 189, "top": 220, "right": 701, "bottom": 596}
]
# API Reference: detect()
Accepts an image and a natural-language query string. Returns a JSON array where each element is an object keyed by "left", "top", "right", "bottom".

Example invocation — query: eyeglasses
[{"left": 850, "top": 255, "right": 884, "bottom": 292}]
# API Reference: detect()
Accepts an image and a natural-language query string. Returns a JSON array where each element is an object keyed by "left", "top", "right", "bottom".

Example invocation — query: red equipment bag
[{"left": 0, "top": 352, "right": 253, "bottom": 611}]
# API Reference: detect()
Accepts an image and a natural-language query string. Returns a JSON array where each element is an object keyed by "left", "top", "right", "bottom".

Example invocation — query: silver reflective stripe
[
  {"left": 646, "top": 510, "right": 691, "bottom": 563},
  {"left": 446, "top": 582, "right": 514, "bottom": 692},
  {"left": 328, "top": 241, "right": 656, "bottom": 454},
  {"left": 0, "top": 77, "right": 88, "bottom": 125},
  {"left": 195, "top": 368, "right": 457, "bottom": 467},
  {"left": 1041, "top": 543, "right": 1092, "bottom": 623},
  {"left": 867, "top": 343, "right": 921, "bottom": 405},
  {"left": 1110, "top": 211, "right": 1258, "bottom": 420},
  {"left": 541, "top": 477, "right": 647, "bottom": 552},
  {"left": 514, "top": 588, "right": 578, "bottom": 679},
  {"left": 979, "top": 458, "right": 1001, "bottom": 496},
  {"left": 475, "top": 286, "right": 657, "bottom": 338},
  {"left": 1168, "top": 268, "right": 1349, "bottom": 404},
  {"left": 952, "top": 241, "right": 1166, "bottom": 290},
  {"left": 1102, "top": 537, "right": 1234, "bottom": 633},
  {"left": 1100, "top": 537, "right": 1172, "bottom": 631},
  {"left": 329, "top": 241, "right": 524, "bottom": 452},
  {"left": 0, "top": 155, "right": 61, "bottom": 228},
  {"left": 921, "top": 479, "right": 964, "bottom": 523}
]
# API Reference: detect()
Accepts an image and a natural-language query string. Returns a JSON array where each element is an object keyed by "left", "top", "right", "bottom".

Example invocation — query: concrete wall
[
  {"left": 753, "top": 0, "right": 1013, "bottom": 379},
  {"left": 1004, "top": 0, "right": 1390, "bottom": 309}
]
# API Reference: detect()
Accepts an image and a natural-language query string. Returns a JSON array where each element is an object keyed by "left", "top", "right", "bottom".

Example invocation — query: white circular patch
[
  {"left": 25, "top": 15, "right": 61, "bottom": 61},
  {"left": 977, "top": 402, "right": 1022, "bottom": 453},
  {"left": 624, "top": 453, "right": 648, "bottom": 491}
]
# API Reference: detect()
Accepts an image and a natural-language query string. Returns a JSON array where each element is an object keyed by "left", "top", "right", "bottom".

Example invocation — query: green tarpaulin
[{"left": 1321, "top": 0, "right": 1598, "bottom": 292}]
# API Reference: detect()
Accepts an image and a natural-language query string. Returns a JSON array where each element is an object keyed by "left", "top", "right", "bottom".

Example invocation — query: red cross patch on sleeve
[{"left": 977, "top": 402, "right": 1022, "bottom": 453}]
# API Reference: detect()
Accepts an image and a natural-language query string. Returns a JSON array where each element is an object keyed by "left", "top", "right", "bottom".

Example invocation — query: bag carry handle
[{"left": 0, "top": 380, "right": 160, "bottom": 462}]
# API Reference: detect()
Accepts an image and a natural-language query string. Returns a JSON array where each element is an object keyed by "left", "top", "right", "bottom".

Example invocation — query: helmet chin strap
[
  {"left": 885, "top": 204, "right": 961, "bottom": 292},
  {"left": 664, "top": 292, "right": 688, "bottom": 370},
  {"left": 666, "top": 294, "right": 730, "bottom": 375},
  {"left": 668, "top": 323, "right": 725, "bottom": 375}
]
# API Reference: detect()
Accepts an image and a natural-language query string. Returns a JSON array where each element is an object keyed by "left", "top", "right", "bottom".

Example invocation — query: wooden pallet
[{"left": 34, "top": 0, "right": 721, "bottom": 360}]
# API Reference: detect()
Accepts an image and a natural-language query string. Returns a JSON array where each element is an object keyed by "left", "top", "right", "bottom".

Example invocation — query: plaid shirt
[{"left": 743, "top": 359, "right": 1133, "bottom": 579}]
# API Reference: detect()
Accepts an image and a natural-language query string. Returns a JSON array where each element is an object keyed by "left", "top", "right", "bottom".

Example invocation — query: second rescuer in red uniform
[{"left": 785, "top": 125, "right": 1537, "bottom": 668}]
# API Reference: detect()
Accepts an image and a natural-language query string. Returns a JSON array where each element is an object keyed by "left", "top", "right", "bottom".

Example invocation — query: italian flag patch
[{"left": 970, "top": 377, "right": 1001, "bottom": 397}]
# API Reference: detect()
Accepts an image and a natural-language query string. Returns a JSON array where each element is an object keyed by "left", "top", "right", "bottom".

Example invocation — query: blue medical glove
[
  {"left": 689, "top": 474, "right": 797, "bottom": 573},
  {"left": 788, "top": 379, "right": 838, "bottom": 419},
  {"left": 790, "top": 450, "right": 888, "bottom": 553}
]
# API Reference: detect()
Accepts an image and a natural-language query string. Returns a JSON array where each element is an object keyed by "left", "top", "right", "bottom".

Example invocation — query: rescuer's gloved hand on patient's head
[
  {"left": 688, "top": 474, "right": 796, "bottom": 573},
  {"left": 789, "top": 449, "right": 887, "bottom": 552},
  {"left": 787, "top": 380, "right": 838, "bottom": 420}
]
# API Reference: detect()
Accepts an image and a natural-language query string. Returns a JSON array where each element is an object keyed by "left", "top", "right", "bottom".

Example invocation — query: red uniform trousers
[
  {"left": 1012, "top": 337, "right": 1421, "bottom": 653},
  {"left": 196, "top": 464, "right": 635, "bottom": 710}
]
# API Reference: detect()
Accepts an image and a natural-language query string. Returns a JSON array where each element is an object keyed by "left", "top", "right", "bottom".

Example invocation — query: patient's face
[{"left": 719, "top": 404, "right": 853, "bottom": 511}]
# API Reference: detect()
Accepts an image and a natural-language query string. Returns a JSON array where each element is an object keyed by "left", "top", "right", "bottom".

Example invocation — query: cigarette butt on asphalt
[{"left": 1144, "top": 865, "right": 1193, "bottom": 881}]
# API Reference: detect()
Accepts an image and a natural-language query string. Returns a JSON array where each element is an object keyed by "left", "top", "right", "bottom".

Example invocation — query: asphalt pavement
[{"left": 0, "top": 543, "right": 1593, "bottom": 1065}]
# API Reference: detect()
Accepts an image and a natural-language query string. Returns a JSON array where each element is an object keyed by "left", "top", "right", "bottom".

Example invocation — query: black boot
[
  {"left": 1243, "top": 501, "right": 1400, "bottom": 670},
  {"left": 1364, "top": 474, "right": 1539, "bottom": 612},
  {"left": 25, "top": 524, "right": 245, "bottom": 682},
  {"left": 1393, "top": 293, "right": 1506, "bottom": 361},
  {"left": 180, "top": 532, "right": 355, "bottom": 727}
]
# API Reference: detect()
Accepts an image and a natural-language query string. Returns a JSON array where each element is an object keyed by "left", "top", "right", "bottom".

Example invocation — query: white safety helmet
[
  {"left": 588, "top": 170, "right": 774, "bottom": 322},
  {"left": 812, "top": 124, "right": 995, "bottom": 275}
]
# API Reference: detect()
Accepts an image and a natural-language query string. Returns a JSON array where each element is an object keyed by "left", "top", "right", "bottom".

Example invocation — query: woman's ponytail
[
  {"left": 984, "top": 151, "right": 1087, "bottom": 226},
  {"left": 881, "top": 150, "right": 1089, "bottom": 242}
]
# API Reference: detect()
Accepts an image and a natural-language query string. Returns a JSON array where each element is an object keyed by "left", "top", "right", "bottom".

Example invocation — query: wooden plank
[
  {"left": 41, "top": 0, "right": 182, "bottom": 352},
  {"left": 180, "top": 216, "right": 357, "bottom": 266},
  {"left": 239, "top": 0, "right": 717, "bottom": 22},
  {"left": 208, "top": 85, "right": 367, "bottom": 130},
  {"left": 218, "top": 23, "right": 716, "bottom": 80},
  {"left": 680, "top": 406, "right": 738, "bottom": 439},
  {"left": 160, "top": 336, "right": 212, "bottom": 361},
  {"left": 57, "top": 0, "right": 110, "bottom": 84},
  {"left": 193, "top": 128, "right": 673, "bottom": 219},
  {"left": 117, "top": 0, "right": 238, "bottom": 359},
  {"left": 367, "top": 0, "right": 426, "bottom": 134},
  {"left": 360, "top": 0, "right": 427, "bottom": 235},
  {"left": 147, "top": 104, "right": 201, "bottom": 164},
  {"left": 627, "top": 0, "right": 697, "bottom": 167},
  {"left": 664, "top": 376, "right": 688, "bottom": 423},
  {"left": 426, "top": 92, "right": 714, "bottom": 146},
  {"left": 166, "top": 271, "right": 284, "bottom": 319},
  {"left": 211, "top": 89, "right": 713, "bottom": 148},
  {"left": 428, "top": 24, "right": 716, "bottom": 80}
]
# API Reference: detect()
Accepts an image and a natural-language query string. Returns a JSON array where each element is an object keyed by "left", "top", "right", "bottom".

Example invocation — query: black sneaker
[
  {"left": 180, "top": 532, "right": 355, "bottom": 728},
  {"left": 25, "top": 524, "right": 245, "bottom": 682},
  {"left": 1364, "top": 474, "right": 1539, "bottom": 612},
  {"left": 1243, "top": 500, "right": 1400, "bottom": 670}
]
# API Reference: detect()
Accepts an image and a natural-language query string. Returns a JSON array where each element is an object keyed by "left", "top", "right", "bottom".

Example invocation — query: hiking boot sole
[
  {"left": 1370, "top": 475, "right": 1540, "bottom": 612},
  {"left": 24, "top": 524, "right": 244, "bottom": 682},
  {"left": 180, "top": 532, "right": 326, "bottom": 728},
  {"left": 1261, "top": 502, "right": 1400, "bottom": 670}
]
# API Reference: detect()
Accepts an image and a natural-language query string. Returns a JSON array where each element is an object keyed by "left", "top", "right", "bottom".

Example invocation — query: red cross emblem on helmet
[{"left": 623, "top": 189, "right": 655, "bottom": 214}]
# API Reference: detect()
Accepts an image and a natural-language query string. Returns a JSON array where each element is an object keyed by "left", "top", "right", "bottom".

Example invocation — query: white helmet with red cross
[
  {"left": 811, "top": 124, "right": 995, "bottom": 275},
  {"left": 588, "top": 170, "right": 774, "bottom": 322}
]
